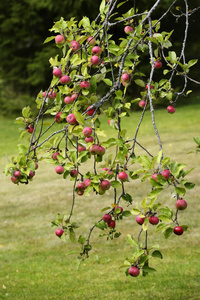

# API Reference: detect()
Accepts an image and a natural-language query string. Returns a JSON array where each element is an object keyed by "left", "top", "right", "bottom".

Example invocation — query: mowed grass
[{"left": 0, "top": 102, "right": 200, "bottom": 300}]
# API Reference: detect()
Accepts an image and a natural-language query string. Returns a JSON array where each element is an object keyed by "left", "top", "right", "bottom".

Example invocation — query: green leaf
[
  {"left": 164, "top": 227, "right": 173, "bottom": 238},
  {"left": 122, "top": 211, "right": 132, "bottom": 217},
  {"left": 184, "top": 182, "right": 195, "bottom": 190},
  {"left": 78, "top": 235, "right": 86, "bottom": 245},
  {"left": 159, "top": 206, "right": 173, "bottom": 218},
  {"left": 126, "top": 234, "right": 138, "bottom": 247},
  {"left": 169, "top": 51, "right": 177, "bottom": 64},
  {"left": 17, "top": 144, "right": 28, "bottom": 155},
  {"left": 22, "top": 106, "right": 31, "bottom": 118},
  {"left": 159, "top": 215, "right": 172, "bottom": 223},
  {"left": 188, "top": 59, "right": 198, "bottom": 68},
  {"left": 103, "top": 78, "right": 113, "bottom": 86},
  {"left": 66, "top": 250, "right": 80, "bottom": 255},
  {"left": 69, "top": 228, "right": 76, "bottom": 243},
  {"left": 193, "top": 137, "right": 200, "bottom": 145},
  {"left": 175, "top": 187, "right": 186, "bottom": 195},
  {"left": 73, "top": 111, "right": 85, "bottom": 125},
  {"left": 44, "top": 36, "right": 56, "bottom": 44},
  {"left": 110, "top": 180, "right": 121, "bottom": 188},
  {"left": 100, "top": 0, "right": 106, "bottom": 15},
  {"left": 95, "top": 221, "right": 107, "bottom": 231},
  {"left": 130, "top": 208, "right": 141, "bottom": 215},
  {"left": 148, "top": 188, "right": 163, "bottom": 199},
  {"left": 100, "top": 206, "right": 111, "bottom": 212},
  {"left": 152, "top": 250, "right": 163, "bottom": 259},
  {"left": 143, "top": 266, "right": 156, "bottom": 273},
  {"left": 134, "top": 79, "right": 145, "bottom": 87}
]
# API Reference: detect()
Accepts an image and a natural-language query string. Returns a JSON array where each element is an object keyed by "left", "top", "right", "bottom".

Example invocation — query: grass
[{"left": 0, "top": 103, "right": 200, "bottom": 299}]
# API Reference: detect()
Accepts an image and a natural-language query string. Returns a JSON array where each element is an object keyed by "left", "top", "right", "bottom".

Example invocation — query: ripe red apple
[
  {"left": 87, "top": 36, "right": 96, "bottom": 45},
  {"left": 98, "top": 146, "right": 106, "bottom": 156},
  {"left": 107, "top": 220, "right": 115, "bottom": 228},
  {"left": 71, "top": 94, "right": 78, "bottom": 101},
  {"left": 28, "top": 171, "right": 35, "bottom": 179},
  {"left": 155, "top": 61, "right": 162, "bottom": 69},
  {"left": 55, "top": 35, "right": 65, "bottom": 45},
  {"left": 162, "top": 169, "right": 170, "bottom": 180},
  {"left": 64, "top": 96, "right": 73, "bottom": 104},
  {"left": 67, "top": 113, "right": 77, "bottom": 125},
  {"left": 118, "top": 171, "right": 128, "bottom": 182},
  {"left": 167, "top": 105, "right": 175, "bottom": 114},
  {"left": 53, "top": 68, "right": 62, "bottom": 78},
  {"left": 35, "top": 162, "right": 39, "bottom": 170},
  {"left": 89, "top": 144, "right": 100, "bottom": 155},
  {"left": 121, "top": 73, "right": 129, "bottom": 82},
  {"left": 139, "top": 100, "right": 146, "bottom": 108},
  {"left": 55, "top": 166, "right": 64, "bottom": 174},
  {"left": 92, "top": 46, "right": 102, "bottom": 56},
  {"left": 85, "top": 136, "right": 94, "bottom": 143},
  {"left": 124, "top": 26, "right": 134, "bottom": 34},
  {"left": 136, "top": 214, "right": 146, "bottom": 225},
  {"left": 114, "top": 206, "right": 123, "bottom": 213},
  {"left": 77, "top": 182, "right": 85, "bottom": 191},
  {"left": 14, "top": 171, "right": 21, "bottom": 178},
  {"left": 146, "top": 84, "right": 154, "bottom": 90},
  {"left": 27, "top": 125, "right": 34, "bottom": 133},
  {"left": 128, "top": 266, "right": 140, "bottom": 277},
  {"left": 55, "top": 112, "right": 62, "bottom": 123},
  {"left": 86, "top": 105, "right": 95, "bottom": 116},
  {"left": 55, "top": 228, "right": 64, "bottom": 237},
  {"left": 149, "top": 216, "right": 159, "bottom": 225},
  {"left": 175, "top": 198, "right": 187, "bottom": 210},
  {"left": 102, "top": 214, "right": 112, "bottom": 223},
  {"left": 70, "top": 169, "right": 78, "bottom": 178},
  {"left": 60, "top": 75, "right": 71, "bottom": 84},
  {"left": 71, "top": 41, "right": 80, "bottom": 52},
  {"left": 83, "top": 127, "right": 93, "bottom": 137},
  {"left": 80, "top": 81, "right": 90, "bottom": 89},
  {"left": 11, "top": 176, "right": 18, "bottom": 184},
  {"left": 78, "top": 145, "right": 86, "bottom": 152},
  {"left": 90, "top": 55, "right": 100, "bottom": 65},
  {"left": 151, "top": 173, "right": 158, "bottom": 180},
  {"left": 100, "top": 180, "right": 111, "bottom": 190},
  {"left": 53, "top": 152, "right": 60, "bottom": 160},
  {"left": 174, "top": 226, "right": 183, "bottom": 235},
  {"left": 83, "top": 178, "right": 91, "bottom": 188}
]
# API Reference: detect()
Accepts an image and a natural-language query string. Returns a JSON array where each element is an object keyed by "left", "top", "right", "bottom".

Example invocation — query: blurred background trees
[{"left": 0, "top": 0, "right": 199, "bottom": 116}]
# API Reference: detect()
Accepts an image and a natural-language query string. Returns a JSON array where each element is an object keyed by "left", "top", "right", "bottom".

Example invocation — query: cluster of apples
[
  {"left": 10, "top": 162, "right": 38, "bottom": 184},
  {"left": 102, "top": 206, "right": 123, "bottom": 229}
]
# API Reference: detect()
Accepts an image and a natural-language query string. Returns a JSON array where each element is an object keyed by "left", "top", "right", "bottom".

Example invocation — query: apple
[
  {"left": 60, "top": 75, "right": 71, "bottom": 84},
  {"left": 107, "top": 220, "right": 115, "bottom": 228},
  {"left": 80, "top": 81, "right": 90, "bottom": 89},
  {"left": 77, "top": 182, "right": 85, "bottom": 191},
  {"left": 146, "top": 84, "right": 154, "bottom": 90},
  {"left": 136, "top": 214, "right": 146, "bottom": 225},
  {"left": 35, "top": 162, "right": 39, "bottom": 170},
  {"left": 114, "top": 206, "right": 123, "bottom": 213},
  {"left": 102, "top": 168, "right": 114, "bottom": 176},
  {"left": 121, "top": 73, "right": 129, "bottom": 82},
  {"left": 90, "top": 55, "right": 100, "bottom": 65},
  {"left": 77, "top": 190, "right": 84, "bottom": 196},
  {"left": 67, "top": 113, "right": 77, "bottom": 125},
  {"left": 124, "top": 26, "right": 133, "bottom": 34},
  {"left": 70, "top": 169, "right": 78, "bottom": 178},
  {"left": 102, "top": 214, "right": 112, "bottom": 223},
  {"left": 53, "top": 152, "right": 60, "bottom": 160},
  {"left": 162, "top": 169, "right": 170, "bottom": 180},
  {"left": 108, "top": 119, "right": 117, "bottom": 127},
  {"left": 71, "top": 41, "right": 80, "bottom": 52},
  {"left": 11, "top": 176, "right": 18, "bottom": 184},
  {"left": 53, "top": 68, "right": 62, "bottom": 78},
  {"left": 55, "top": 112, "right": 62, "bottom": 123},
  {"left": 71, "top": 94, "right": 78, "bottom": 101},
  {"left": 167, "top": 105, "right": 175, "bottom": 114},
  {"left": 83, "top": 178, "right": 91, "bottom": 188},
  {"left": 155, "top": 61, "right": 162, "bottom": 69},
  {"left": 14, "top": 171, "right": 21, "bottom": 178},
  {"left": 28, "top": 171, "right": 35, "bottom": 179},
  {"left": 128, "top": 266, "right": 140, "bottom": 277},
  {"left": 78, "top": 145, "right": 86, "bottom": 152},
  {"left": 55, "top": 35, "right": 65, "bottom": 45},
  {"left": 48, "top": 92, "right": 57, "bottom": 99},
  {"left": 83, "top": 127, "right": 93, "bottom": 137},
  {"left": 64, "top": 96, "right": 72, "bottom": 104},
  {"left": 175, "top": 198, "right": 187, "bottom": 210},
  {"left": 149, "top": 216, "right": 159, "bottom": 225},
  {"left": 100, "top": 180, "right": 111, "bottom": 190},
  {"left": 98, "top": 146, "right": 106, "bottom": 156},
  {"left": 55, "top": 228, "right": 64, "bottom": 237},
  {"left": 89, "top": 144, "right": 100, "bottom": 155},
  {"left": 92, "top": 46, "right": 102, "bottom": 56},
  {"left": 118, "top": 171, "right": 128, "bottom": 182},
  {"left": 87, "top": 36, "right": 96, "bottom": 45},
  {"left": 139, "top": 100, "right": 146, "bottom": 108},
  {"left": 85, "top": 136, "right": 94, "bottom": 143},
  {"left": 55, "top": 166, "right": 64, "bottom": 174},
  {"left": 86, "top": 105, "right": 95, "bottom": 116},
  {"left": 173, "top": 226, "right": 183, "bottom": 235},
  {"left": 151, "top": 173, "right": 158, "bottom": 180},
  {"left": 27, "top": 125, "right": 34, "bottom": 133}
]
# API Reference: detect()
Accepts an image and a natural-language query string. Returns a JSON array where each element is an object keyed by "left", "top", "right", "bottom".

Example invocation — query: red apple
[
  {"left": 70, "top": 169, "right": 78, "bottom": 178},
  {"left": 124, "top": 26, "right": 133, "bottom": 34},
  {"left": 67, "top": 113, "right": 77, "bottom": 125},
  {"left": 92, "top": 46, "right": 102, "bottom": 56},
  {"left": 86, "top": 105, "right": 95, "bottom": 116},
  {"left": 53, "top": 68, "right": 62, "bottom": 78},
  {"left": 77, "top": 182, "right": 85, "bottom": 191},
  {"left": 151, "top": 173, "right": 158, "bottom": 180},
  {"left": 64, "top": 96, "right": 72, "bottom": 104},
  {"left": 71, "top": 41, "right": 80, "bottom": 52},
  {"left": 155, "top": 61, "right": 162, "bottom": 69},
  {"left": 55, "top": 166, "right": 64, "bottom": 174},
  {"left": 55, "top": 35, "right": 65, "bottom": 45},
  {"left": 174, "top": 226, "right": 183, "bottom": 235},
  {"left": 175, "top": 198, "right": 187, "bottom": 210},
  {"left": 89, "top": 144, "right": 100, "bottom": 155},
  {"left": 71, "top": 94, "right": 78, "bottom": 101},
  {"left": 60, "top": 75, "right": 71, "bottom": 84},
  {"left": 121, "top": 73, "right": 129, "bottom": 82},
  {"left": 14, "top": 171, "right": 21, "bottom": 178},
  {"left": 167, "top": 105, "right": 175, "bottom": 114},
  {"left": 28, "top": 171, "right": 35, "bottom": 179},
  {"left": 100, "top": 180, "right": 111, "bottom": 190},
  {"left": 77, "top": 190, "right": 84, "bottom": 196},
  {"left": 35, "top": 162, "right": 39, "bottom": 170},
  {"left": 85, "top": 136, "right": 94, "bottom": 143},
  {"left": 107, "top": 220, "right": 115, "bottom": 228},
  {"left": 80, "top": 81, "right": 90, "bottom": 89},
  {"left": 162, "top": 169, "right": 170, "bottom": 180},
  {"left": 102, "top": 168, "right": 114, "bottom": 176},
  {"left": 149, "top": 216, "right": 159, "bottom": 225},
  {"left": 48, "top": 92, "right": 57, "bottom": 99},
  {"left": 90, "top": 55, "right": 100, "bottom": 65},
  {"left": 114, "top": 206, "right": 123, "bottom": 213},
  {"left": 98, "top": 146, "right": 106, "bottom": 156},
  {"left": 83, "top": 178, "right": 91, "bottom": 188},
  {"left": 87, "top": 36, "right": 96, "bottom": 45},
  {"left": 128, "top": 266, "right": 140, "bottom": 277},
  {"left": 136, "top": 214, "right": 146, "bottom": 225},
  {"left": 139, "top": 100, "right": 146, "bottom": 108},
  {"left": 55, "top": 228, "right": 64, "bottom": 237},
  {"left": 53, "top": 152, "right": 60, "bottom": 160},
  {"left": 11, "top": 176, "right": 18, "bottom": 184},
  {"left": 146, "top": 84, "right": 154, "bottom": 90},
  {"left": 27, "top": 125, "right": 34, "bottom": 133},
  {"left": 78, "top": 145, "right": 86, "bottom": 152},
  {"left": 102, "top": 214, "right": 112, "bottom": 223},
  {"left": 83, "top": 127, "right": 93, "bottom": 137},
  {"left": 55, "top": 112, "right": 62, "bottom": 124},
  {"left": 118, "top": 171, "right": 128, "bottom": 182}
]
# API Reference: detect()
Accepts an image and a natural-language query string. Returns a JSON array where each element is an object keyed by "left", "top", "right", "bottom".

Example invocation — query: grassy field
[{"left": 0, "top": 103, "right": 200, "bottom": 300}]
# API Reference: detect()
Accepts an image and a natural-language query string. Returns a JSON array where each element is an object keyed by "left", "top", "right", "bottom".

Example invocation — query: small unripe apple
[
  {"left": 55, "top": 35, "right": 65, "bottom": 45},
  {"left": 175, "top": 198, "right": 187, "bottom": 210},
  {"left": 14, "top": 171, "right": 21, "bottom": 178},
  {"left": 124, "top": 26, "right": 133, "bottom": 34},
  {"left": 151, "top": 173, "right": 158, "bottom": 180},
  {"left": 28, "top": 171, "right": 35, "bottom": 179},
  {"left": 27, "top": 125, "right": 34, "bottom": 133},
  {"left": 11, "top": 176, "right": 18, "bottom": 184},
  {"left": 149, "top": 216, "right": 159, "bottom": 225},
  {"left": 128, "top": 266, "right": 140, "bottom": 277},
  {"left": 155, "top": 61, "right": 162, "bottom": 69},
  {"left": 55, "top": 112, "right": 62, "bottom": 124},
  {"left": 86, "top": 105, "right": 95, "bottom": 116},
  {"left": 118, "top": 171, "right": 128, "bottom": 182},
  {"left": 67, "top": 113, "right": 77, "bottom": 125},
  {"left": 70, "top": 169, "right": 78, "bottom": 178},
  {"left": 139, "top": 100, "right": 146, "bottom": 108},
  {"left": 174, "top": 226, "right": 183, "bottom": 235},
  {"left": 64, "top": 96, "right": 72, "bottom": 104},
  {"left": 121, "top": 73, "right": 129, "bottom": 82},
  {"left": 83, "top": 178, "right": 91, "bottom": 188},
  {"left": 101, "top": 180, "right": 111, "bottom": 190},
  {"left": 53, "top": 152, "right": 60, "bottom": 160},
  {"left": 85, "top": 136, "right": 94, "bottom": 143},
  {"left": 108, "top": 220, "right": 115, "bottom": 228},
  {"left": 55, "top": 228, "right": 64, "bottom": 237},
  {"left": 71, "top": 41, "right": 80, "bottom": 52},
  {"left": 80, "top": 81, "right": 90, "bottom": 89},
  {"left": 162, "top": 169, "right": 170, "bottom": 180},
  {"left": 60, "top": 75, "right": 71, "bottom": 84},
  {"left": 114, "top": 206, "right": 123, "bottom": 213},
  {"left": 102, "top": 214, "right": 112, "bottom": 223},
  {"left": 55, "top": 166, "right": 64, "bottom": 174},
  {"left": 53, "top": 68, "right": 62, "bottom": 78},
  {"left": 87, "top": 36, "right": 96, "bottom": 45},
  {"left": 167, "top": 105, "right": 175, "bottom": 114},
  {"left": 90, "top": 55, "right": 100, "bottom": 65},
  {"left": 92, "top": 46, "right": 102, "bottom": 56},
  {"left": 83, "top": 127, "right": 92, "bottom": 137},
  {"left": 77, "top": 182, "right": 85, "bottom": 191},
  {"left": 89, "top": 144, "right": 100, "bottom": 155},
  {"left": 48, "top": 92, "right": 57, "bottom": 99},
  {"left": 78, "top": 145, "right": 86, "bottom": 152},
  {"left": 136, "top": 215, "right": 146, "bottom": 225}
]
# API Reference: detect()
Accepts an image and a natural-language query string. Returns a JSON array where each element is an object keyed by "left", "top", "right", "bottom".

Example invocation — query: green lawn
[{"left": 0, "top": 103, "right": 200, "bottom": 299}]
